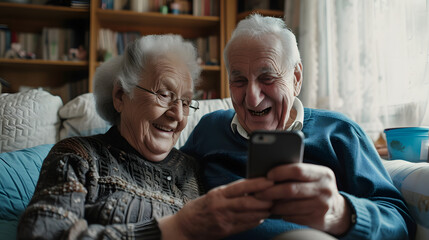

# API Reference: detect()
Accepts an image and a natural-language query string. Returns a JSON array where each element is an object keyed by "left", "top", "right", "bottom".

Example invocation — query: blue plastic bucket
[{"left": 384, "top": 127, "right": 429, "bottom": 162}]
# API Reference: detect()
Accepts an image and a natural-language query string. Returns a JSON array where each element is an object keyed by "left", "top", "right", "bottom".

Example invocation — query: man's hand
[{"left": 254, "top": 163, "right": 352, "bottom": 236}]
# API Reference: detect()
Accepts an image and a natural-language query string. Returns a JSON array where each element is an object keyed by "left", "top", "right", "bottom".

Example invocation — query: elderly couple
[{"left": 18, "top": 15, "right": 415, "bottom": 240}]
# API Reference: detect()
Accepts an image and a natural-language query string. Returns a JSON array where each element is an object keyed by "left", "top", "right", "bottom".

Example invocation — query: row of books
[
  {"left": 97, "top": 29, "right": 141, "bottom": 61},
  {"left": 0, "top": 26, "right": 87, "bottom": 61},
  {"left": 0, "top": 28, "right": 42, "bottom": 59},
  {"left": 41, "top": 28, "right": 87, "bottom": 61},
  {"left": 43, "top": 0, "right": 89, "bottom": 8},
  {"left": 100, "top": 0, "right": 220, "bottom": 16},
  {"left": 192, "top": 35, "right": 219, "bottom": 66},
  {"left": 97, "top": 28, "right": 219, "bottom": 66},
  {"left": 193, "top": 0, "right": 220, "bottom": 16}
]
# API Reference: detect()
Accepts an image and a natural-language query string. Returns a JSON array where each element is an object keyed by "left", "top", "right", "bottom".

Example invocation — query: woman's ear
[
  {"left": 112, "top": 84, "right": 125, "bottom": 113},
  {"left": 293, "top": 63, "right": 303, "bottom": 96}
]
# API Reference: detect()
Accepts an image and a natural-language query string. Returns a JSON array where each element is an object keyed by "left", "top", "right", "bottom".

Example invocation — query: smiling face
[
  {"left": 113, "top": 55, "right": 193, "bottom": 162},
  {"left": 227, "top": 34, "right": 302, "bottom": 133}
]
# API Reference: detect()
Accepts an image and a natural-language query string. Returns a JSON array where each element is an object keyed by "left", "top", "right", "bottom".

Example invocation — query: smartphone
[{"left": 247, "top": 130, "right": 304, "bottom": 178}]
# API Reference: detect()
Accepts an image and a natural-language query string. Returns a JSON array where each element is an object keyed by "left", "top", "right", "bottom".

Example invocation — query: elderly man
[{"left": 181, "top": 14, "right": 415, "bottom": 239}]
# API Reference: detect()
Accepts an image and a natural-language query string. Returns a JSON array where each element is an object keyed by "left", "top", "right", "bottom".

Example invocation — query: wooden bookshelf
[
  {"left": 89, "top": 0, "right": 225, "bottom": 99},
  {"left": 0, "top": 1, "right": 227, "bottom": 102},
  {"left": 0, "top": 59, "right": 87, "bottom": 69},
  {"left": 237, "top": 9, "right": 284, "bottom": 21},
  {"left": 222, "top": 0, "right": 285, "bottom": 98},
  {"left": 0, "top": 2, "right": 88, "bottom": 19}
]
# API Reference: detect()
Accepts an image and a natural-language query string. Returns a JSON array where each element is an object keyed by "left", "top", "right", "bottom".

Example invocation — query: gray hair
[
  {"left": 224, "top": 14, "right": 301, "bottom": 73},
  {"left": 93, "top": 34, "right": 201, "bottom": 125}
]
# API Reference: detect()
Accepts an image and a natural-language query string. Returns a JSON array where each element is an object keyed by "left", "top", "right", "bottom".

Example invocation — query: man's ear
[
  {"left": 293, "top": 63, "right": 303, "bottom": 96},
  {"left": 112, "top": 84, "right": 125, "bottom": 113}
]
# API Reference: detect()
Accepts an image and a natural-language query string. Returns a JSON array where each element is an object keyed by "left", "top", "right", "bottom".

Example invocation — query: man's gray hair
[
  {"left": 224, "top": 14, "right": 301, "bottom": 72},
  {"left": 93, "top": 34, "right": 201, "bottom": 125}
]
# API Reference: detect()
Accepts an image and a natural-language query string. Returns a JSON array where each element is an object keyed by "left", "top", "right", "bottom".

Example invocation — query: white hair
[
  {"left": 224, "top": 14, "right": 301, "bottom": 73},
  {"left": 93, "top": 34, "right": 201, "bottom": 125}
]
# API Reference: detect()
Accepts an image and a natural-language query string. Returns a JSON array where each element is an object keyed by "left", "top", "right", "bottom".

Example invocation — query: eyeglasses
[{"left": 135, "top": 85, "right": 199, "bottom": 116}]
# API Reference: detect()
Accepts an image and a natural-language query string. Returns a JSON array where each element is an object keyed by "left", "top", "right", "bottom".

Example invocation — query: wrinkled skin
[
  {"left": 226, "top": 34, "right": 352, "bottom": 236},
  {"left": 113, "top": 55, "right": 192, "bottom": 162},
  {"left": 160, "top": 178, "right": 275, "bottom": 240}
]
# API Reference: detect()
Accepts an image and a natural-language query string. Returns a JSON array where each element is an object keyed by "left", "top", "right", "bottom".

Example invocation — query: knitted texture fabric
[{"left": 18, "top": 127, "right": 203, "bottom": 239}]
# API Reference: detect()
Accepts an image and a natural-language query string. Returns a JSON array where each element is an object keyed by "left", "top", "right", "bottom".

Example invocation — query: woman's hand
[
  {"left": 159, "top": 177, "right": 274, "bottom": 240},
  {"left": 254, "top": 163, "right": 352, "bottom": 236}
]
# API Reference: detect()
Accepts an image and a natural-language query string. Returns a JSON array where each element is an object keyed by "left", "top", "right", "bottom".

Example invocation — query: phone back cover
[{"left": 247, "top": 130, "right": 304, "bottom": 178}]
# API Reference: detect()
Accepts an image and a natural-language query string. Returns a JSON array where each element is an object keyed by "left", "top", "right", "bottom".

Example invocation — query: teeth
[
  {"left": 153, "top": 124, "right": 173, "bottom": 132},
  {"left": 249, "top": 108, "right": 271, "bottom": 116}
]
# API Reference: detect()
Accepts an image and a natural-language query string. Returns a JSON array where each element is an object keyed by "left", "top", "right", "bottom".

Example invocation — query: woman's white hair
[
  {"left": 224, "top": 14, "right": 301, "bottom": 72},
  {"left": 93, "top": 34, "right": 201, "bottom": 125}
]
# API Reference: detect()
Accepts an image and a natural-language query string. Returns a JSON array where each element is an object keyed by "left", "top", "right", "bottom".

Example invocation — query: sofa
[{"left": 1, "top": 89, "right": 428, "bottom": 239}]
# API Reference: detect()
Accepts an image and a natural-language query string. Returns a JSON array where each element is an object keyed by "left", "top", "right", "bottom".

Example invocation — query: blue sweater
[{"left": 181, "top": 108, "right": 415, "bottom": 240}]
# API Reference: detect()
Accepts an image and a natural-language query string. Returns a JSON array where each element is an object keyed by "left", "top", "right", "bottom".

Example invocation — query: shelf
[
  {"left": 0, "top": 2, "right": 89, "bottom": 20},
  {"left": 0, "top": 59, "right": 88, "bottom": 71},
  {"left": 0, "top": 0, "right": 227, "bottom": 101},
  {"left": 95, "top": 61, "right": 219, "bottom": 72},
  {"left": 201, "top": 65, "right": 220, "bottom": 71},
  {"left": 237, "top": 9, "right": 284, "bottom": 21},
  {"left": 96, "top": 9, "right": 220, "bottom": 38}
]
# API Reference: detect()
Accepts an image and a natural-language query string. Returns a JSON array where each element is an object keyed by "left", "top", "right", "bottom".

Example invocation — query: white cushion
[
  {"left": 59, "top": 93, "right": 111, "bottom": 140},
  {"left": 382, "top": 159, "right": 429, "bottom": 240},
  {"left": 175, "top": 98, "right": 233, "bottom": 149},
  {"left": 0, "top": 89, "right": 63, "bottom": 153}
]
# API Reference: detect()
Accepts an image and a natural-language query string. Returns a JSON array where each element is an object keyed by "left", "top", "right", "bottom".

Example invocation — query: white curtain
[{"left": 290, "top": 0, "right": 429, "bottom": 140}]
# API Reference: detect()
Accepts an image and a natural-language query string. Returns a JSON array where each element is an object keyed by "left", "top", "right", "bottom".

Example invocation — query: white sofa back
[{"left": 0, "top": 89, "right": 233, "bottom": 153}]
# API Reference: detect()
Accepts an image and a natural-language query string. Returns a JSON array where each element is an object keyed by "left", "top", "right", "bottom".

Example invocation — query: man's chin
[{"left": 246, "top": 123, "right": 277, "bottom": 133}]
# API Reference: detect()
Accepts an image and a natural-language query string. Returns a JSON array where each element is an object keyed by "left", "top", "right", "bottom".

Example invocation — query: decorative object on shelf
[{"left": 129, "top": 0, "right": 150, "bottom": 12}]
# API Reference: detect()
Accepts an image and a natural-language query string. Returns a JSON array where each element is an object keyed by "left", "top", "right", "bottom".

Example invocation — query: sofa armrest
[{"left": 382, "top": 159, "right": 429, "bottom": 240}]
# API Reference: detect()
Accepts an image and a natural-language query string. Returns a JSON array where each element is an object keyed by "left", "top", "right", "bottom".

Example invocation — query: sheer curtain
[{"left": 288, "top": 0, "right": 429, "bottom": 140}]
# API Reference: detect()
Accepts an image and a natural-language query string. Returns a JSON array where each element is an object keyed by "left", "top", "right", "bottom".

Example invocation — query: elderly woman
[{"left": 17, "top": 35, "right": 273, "bottom": 239}]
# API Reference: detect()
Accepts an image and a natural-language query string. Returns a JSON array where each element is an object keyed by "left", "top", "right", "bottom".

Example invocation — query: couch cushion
[
  {"left": 175, "top": 98, "right": 233, "bottom": 149},
  {"left": 0, "top": 89, "right": 63, "bottom": 153},
  {"left": 0, "top": 144, "right": 53, "bottom": 221},
  {"left": 59, "top": 93, "right": 111, "bottom": 140},
  {"left": 382, "top": 159, "right": 429, "bottom": 239}
]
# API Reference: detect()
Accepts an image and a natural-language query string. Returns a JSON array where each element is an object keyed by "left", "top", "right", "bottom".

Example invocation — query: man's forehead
[{"left": 230, "top": 66, "right": 276, "bottom": 76}]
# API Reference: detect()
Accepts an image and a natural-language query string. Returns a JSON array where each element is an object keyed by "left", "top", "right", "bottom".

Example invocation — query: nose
[
  {"left": 166, "top": 100, "right": 184, "bottom": 121},
  {"left": 245, "top": 80, "right": 264, "bottom": 107}
]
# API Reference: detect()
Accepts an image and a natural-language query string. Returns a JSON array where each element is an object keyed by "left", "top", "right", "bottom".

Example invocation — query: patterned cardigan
[{"left": 17, "top": 126, "right": 204, "bottom": 239}]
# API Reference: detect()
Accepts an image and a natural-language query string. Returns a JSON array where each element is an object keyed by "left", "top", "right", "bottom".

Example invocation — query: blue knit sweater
[{"left": 181, "top": 108, "right": 415, "bottom": 240}]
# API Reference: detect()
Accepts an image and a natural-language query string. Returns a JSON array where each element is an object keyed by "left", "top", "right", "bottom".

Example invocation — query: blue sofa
[{"left": 1, "top": 89, "right": 428, "bottom": 239}]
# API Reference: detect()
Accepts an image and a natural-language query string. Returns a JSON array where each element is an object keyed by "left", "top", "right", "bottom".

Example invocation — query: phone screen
[{"left": 247, "top": 130, "right": 304, "bottom": 178}]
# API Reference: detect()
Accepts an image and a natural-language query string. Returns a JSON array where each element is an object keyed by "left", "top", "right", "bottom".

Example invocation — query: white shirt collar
[{"left": 230, "top": 98, "right": 304, "bottom": 139}]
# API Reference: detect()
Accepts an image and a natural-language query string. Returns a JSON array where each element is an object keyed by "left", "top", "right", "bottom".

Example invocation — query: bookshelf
[
  {"left": 0, "top": 0, "right": 228, "bottom": 102},
  {"left": 0, "top": 2, "right": 89, "bottom": 101},
  {"left": 223, "top": 0, "right": 285, "bottom": 98}
]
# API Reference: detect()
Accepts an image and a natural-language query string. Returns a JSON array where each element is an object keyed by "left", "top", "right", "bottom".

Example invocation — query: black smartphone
[{"left": 247, "top": 130, "right": 304, "bottom": 178}]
